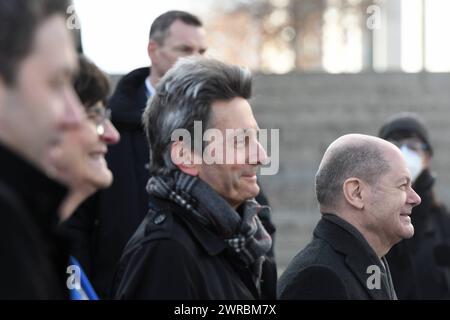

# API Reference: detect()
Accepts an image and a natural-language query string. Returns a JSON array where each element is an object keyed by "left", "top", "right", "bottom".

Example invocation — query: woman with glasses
[
  {"left": 45, "top": 55, "right": 120, "bottom": 299},
  {"left": 47, "top": 55, "right": 120, "bottom": 221}
]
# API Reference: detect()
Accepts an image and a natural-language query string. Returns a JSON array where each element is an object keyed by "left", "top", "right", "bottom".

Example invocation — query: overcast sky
[
  {"left": 74, "top": 0, "right": 450, "bottom": 74},
  {"left": 73, "top": 0, "right": 213, "bottom": 74}
]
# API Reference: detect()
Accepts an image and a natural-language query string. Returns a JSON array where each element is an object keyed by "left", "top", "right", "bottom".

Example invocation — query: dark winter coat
[
  {"left": 112, "top": 195, "right": 277, "bottom": 300},
  {"left": 0, "top": 143, "right": 68, "bottom": 299},
  {"left": 278, "top": 214, "right": 397, "bottom": 300}
]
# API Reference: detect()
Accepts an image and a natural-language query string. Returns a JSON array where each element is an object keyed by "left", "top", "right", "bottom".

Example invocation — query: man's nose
[{"left": 408, "top": 187, "right": 421, "bottom": 208}]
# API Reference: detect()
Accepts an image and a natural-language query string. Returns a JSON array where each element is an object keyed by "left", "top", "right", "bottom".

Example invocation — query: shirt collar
[{"left": 145, "top": 77, "right": 155, "bottom": 98}]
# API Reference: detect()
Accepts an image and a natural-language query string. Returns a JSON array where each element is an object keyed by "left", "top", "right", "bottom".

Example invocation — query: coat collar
[
  {"left": 108, "top": 67, "right": 149, "bottom": 130},
  {"left": 316, "top": 213, "right": 397, "bottom": 299},
  {"left": 0, "top": 142, "right": 67, "bottom": 237}
]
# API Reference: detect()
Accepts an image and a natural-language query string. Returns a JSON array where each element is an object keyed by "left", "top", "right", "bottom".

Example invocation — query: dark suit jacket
[{"left": 277, "top": 214, "right": 397, "bottom": 300}]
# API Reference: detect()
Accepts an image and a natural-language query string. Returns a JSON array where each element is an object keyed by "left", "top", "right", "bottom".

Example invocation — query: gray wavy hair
[{"left": 143, "top": 57, "right": 252, "bottom": 176}]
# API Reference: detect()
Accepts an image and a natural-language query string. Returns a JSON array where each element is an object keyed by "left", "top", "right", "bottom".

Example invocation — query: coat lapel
[{"left": 315, "top": 214, "right": 396, "bottom": 299}]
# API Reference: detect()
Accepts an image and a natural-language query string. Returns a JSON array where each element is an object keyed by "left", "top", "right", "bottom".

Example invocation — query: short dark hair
[
  {"left": 149, "top": 10, "right": 202, "bottom": 44},
  {"left": 0, "top": 0, "right": 71, "bottom": 85},
  {"left": 143, "top": 57, "right": 252, "bottom": 176},
  {"left": 315, "top": 143, "right": 391, "bottom": 208},
  {"left": 73, "top": 55, "right": 110, "bottom": 109}
]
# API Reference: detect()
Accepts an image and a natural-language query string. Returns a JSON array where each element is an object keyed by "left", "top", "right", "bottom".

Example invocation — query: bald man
[{"left": 278, "top": 134, "right": 421, "bottom": 300}]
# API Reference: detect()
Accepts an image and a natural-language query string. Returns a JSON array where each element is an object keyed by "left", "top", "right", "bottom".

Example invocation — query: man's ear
[
  {"left": 147, "top": 39, "right": 159, "bottom": 60},
  {"left": 171, "top": 141, "right": 199, "bottom": 176},
  {"left": 342, "top": 177, "right": 365, "bottom": 210}
]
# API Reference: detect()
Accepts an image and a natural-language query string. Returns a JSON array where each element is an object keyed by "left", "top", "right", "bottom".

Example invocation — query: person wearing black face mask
[{"left": 379, "top": 112, "right": 450, "bottom": 299}]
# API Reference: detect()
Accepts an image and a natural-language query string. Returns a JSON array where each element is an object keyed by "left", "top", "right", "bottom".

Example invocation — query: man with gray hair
[
  {"left": 278, "top": 134, "right": 421, "bottom": 299},
  {"left": 112, "top": 58, "right": 276, "bottom": 299}
]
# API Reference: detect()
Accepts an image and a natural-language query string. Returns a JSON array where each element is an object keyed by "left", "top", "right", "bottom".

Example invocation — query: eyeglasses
[
  {"left": 86, "top": 105, "right": 112, "bottom": 136},
  {"left": 389, "top": 139, "right": 428, "bottom": 152}
]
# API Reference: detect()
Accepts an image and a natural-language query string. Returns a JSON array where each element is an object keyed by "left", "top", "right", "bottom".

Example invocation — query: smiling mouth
[
  {"left": 89, "top": 151, "right": 106, "bottom": 159},
  {"left": 400, "top": 213, "right": 412, "bottom": 223},
  {"left": 400, "top": 212, "right": 411, "bottom": 216}
]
